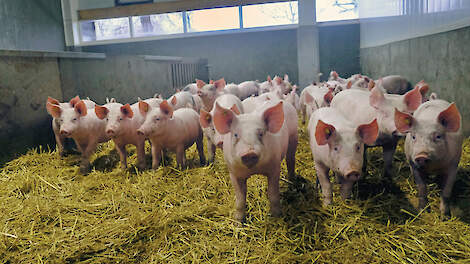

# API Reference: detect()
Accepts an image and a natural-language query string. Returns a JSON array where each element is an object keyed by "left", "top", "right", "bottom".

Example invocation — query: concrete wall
[
  {"left": 83, "top": 29, "right": 299, "bottom": 85},
  {"left": 319, "top": 23, "right": 360, "bottom": 81},
  {"left": 0, "top": 0, "right": 65, "bottom": 51},
  {"left": 361, "top": 26, "right": 470, "bottom": 135}
]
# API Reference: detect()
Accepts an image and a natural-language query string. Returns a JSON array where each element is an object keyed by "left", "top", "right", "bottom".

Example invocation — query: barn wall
[
  {"left": 360, "top": 26, "right": 470, "bottom": 135},
  {"left": 0, "top": 0, "right": 65, "bottom": 51}
]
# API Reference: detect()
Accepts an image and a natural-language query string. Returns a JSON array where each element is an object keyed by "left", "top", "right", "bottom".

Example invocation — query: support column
[{"left": 297, "top": 0, "right": 320, "bottom": 88}]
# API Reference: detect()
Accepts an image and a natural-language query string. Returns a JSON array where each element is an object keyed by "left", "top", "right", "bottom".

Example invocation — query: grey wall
[
  {"left": 0, "top": 0, "right": 65, "bottom": 51},
  {"left": 319, "top": 23, "right": 360, "bottom": 81},
  {"left": 361, "top": 26, "right": 470, "bottom": 135},
  {"left": 83, "top": 29, "right": 299, "bottom": 85}
]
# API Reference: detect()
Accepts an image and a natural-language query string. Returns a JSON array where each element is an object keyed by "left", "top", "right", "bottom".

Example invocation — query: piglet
[
  {"left": 47, "top": 100, "right": 109, "bottom": 174},
  {"left": 238, "top": 81, "right": 259, "bottom": 100},
  {"left": 299, "top": 85, "right": 333, "bottom": 124},
  {"left": 137, "top": 100, "right": 205, "bottom": 169},
  {"left": 308, "top": 107, "right": 378, "bottom": 205},
  {"left": 395, "top": 100, "right": 463, "bottom": 217},
  {"left": 197, "top": 78, "right": 225, "bottom": 111},
  {"left": 95, "top": 102, "right": 146, "bottom": 170},
  {"left": 213, "top": 100, "right": 298, "bottom": 222}
]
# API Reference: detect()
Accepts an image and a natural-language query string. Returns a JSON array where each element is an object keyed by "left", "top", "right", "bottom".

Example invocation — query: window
[
  {"left": 80, "top": 17, "right": 130, "bottom": 42},
  {"left": 316, "top": 0, "right": 359, "bottom": 22},
  {"left": 243, "top": 2, "right": 298, "bottom": 28},
  {"left": 132, "top": 12, "right": 184, "bottom": 37},
  {"left": 186, "top": 7, "right": 240, "bottom": 32}
]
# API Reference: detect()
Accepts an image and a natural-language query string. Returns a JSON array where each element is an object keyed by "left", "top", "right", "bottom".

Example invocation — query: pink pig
[
  {"left": 95, "top": 102, "right": 147, "bottom": 170},
  {"left": 308, "top": 107, "right": 378, "bottom": 205},
  {"left": 197, "top": 78, "right": 226, "bottom": 111},
  {"left": 213, "top": 100, "right": 298, "bottom": 222},
  {"left": 395, "top": 100, "right": 463, "bottom": 217},
  {"left": 137, "top": 100, "right": 205, "bottom": 169},
  {"left": 46, "top": 100, "right": 110, "bottom": 174}
]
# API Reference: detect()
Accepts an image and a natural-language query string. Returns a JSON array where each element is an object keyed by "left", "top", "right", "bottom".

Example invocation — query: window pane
[
  {"left": 316, "top": 0, "right": 359, "bottom": 22},
  {"left": 243, "top": 2, "right": 298, "bottom": 28},
  {"left": 132, "top": 12, "right": 184, "bottom": 37},
  {"left": 186, "top": 7, "right": 239, "bottom": 32},
  {"left": 81, "top": 17, "right": 130, "bottom": 42}
]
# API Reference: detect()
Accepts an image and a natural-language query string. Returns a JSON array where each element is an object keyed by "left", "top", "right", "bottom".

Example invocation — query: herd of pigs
[{"left": 45, "top": 71, "right": 463, "bottom": 222}]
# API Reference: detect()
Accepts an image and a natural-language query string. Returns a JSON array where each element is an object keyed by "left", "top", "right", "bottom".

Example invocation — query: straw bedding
[{"left": 1, "top": 119, "right": 469, "bottom": 263}]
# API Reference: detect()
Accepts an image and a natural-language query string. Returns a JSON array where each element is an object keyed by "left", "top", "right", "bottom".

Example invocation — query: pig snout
[
  {"left": 60, "top": 130, "right": 71, "bottom": 137},
  {"left": 414, "top": 153, "right": 430, "bottom": 167},
  {"left": 106, "top": 129, "right": 116, "bottom": 136},
  {"left": 216, "top": 141, "right": 223, "bottom": 149},
  {"left": 197, "top": 90, "right": 204, "bottom": 97},
  {"left": 345, "top": 170, "right": 361, "bottom": 181},
  {"left": 241, "top": 152, "right": 259, "bottom": 168}
]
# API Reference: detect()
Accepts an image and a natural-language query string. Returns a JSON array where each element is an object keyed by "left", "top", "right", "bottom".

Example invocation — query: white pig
[
  {"left": 46, "top": 100, "right": 110, "bottom": 174},
  {"left": 137, "top": 100, "right": 205, "bottom": 169},
  {"left": 309, "top": 107, "right": 378, "bottom": 205},
  {"left": 299, "top": 85, "right": 334, "bottom": 124},
  {"left": 197, "top": 78, "right": 225, "bottom": 111},
  {"left": 395, "top": 100, "right": 463, "bottom": 216},
  {"left": 168, "top": 91, "right": 197, "bottom": 111},
  {"left": 238, "top": 81, "right": 259, "bottom": 100},
  {"left": 213, "top": 100, "right": 298, "bottom": 222},
  {"left": 95, "top": 102, "right": 146, "bottom": 170}
]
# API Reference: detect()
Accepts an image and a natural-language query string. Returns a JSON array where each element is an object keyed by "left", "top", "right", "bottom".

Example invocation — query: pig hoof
[
  {"left": 136, "top": 163, "right": 146, "bottom": 171},
  {"left": 270, "top": 209, "right": 281, "bottom": 218},
  {"left": 234, "top": 212, "right": 246, "bottom": 223},
  {"left": 322, "top": 198, "right": 332, "bottom": 207},
  {"left": 59, "top": 151, "right": 66, "bottom": 157},
  {"left": 120, "top": 164, "right": 127, "bottom": 170},
  {"left": 79, "top": 165, "right": 91, "bottom": 175}
]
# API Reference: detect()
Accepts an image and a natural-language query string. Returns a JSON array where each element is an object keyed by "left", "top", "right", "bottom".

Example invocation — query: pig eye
[
  {"left": 356, "top": 145, "right": 361, "bottom": 151},
  {"left": 412, "top": 135, "right": 416, "bottom": 141},
  {"left": 106, "top": 118, "right": 109, "bottom": 121},
  {"left": 334, "top": 147, "right": 338, "bottom": 152},
  {"left": 72, "top": 118, "right": 77, "bottom": 121},
  {"left": 119, "top": 117, "right": 123, "bottom": 121},
  {"left": 155, "top": 117, "right": 160, "bottom": 121},
  {"left": 234, "top": 133, "right": 239, "bottom": 138}
]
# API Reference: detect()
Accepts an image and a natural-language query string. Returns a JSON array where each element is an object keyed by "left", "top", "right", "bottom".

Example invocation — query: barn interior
[{"left": 0, "top": 0, "right": 469, "bottom": 263}]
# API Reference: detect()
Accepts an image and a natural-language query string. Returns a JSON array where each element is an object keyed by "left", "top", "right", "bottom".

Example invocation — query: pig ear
[
  {"left": 305, "top": 92, "right": 314, "bottom": 104},
  {"left": 209, "top": 80, "right": 214, "bottom": 84},
  {"left": 94, "top": 105, "right": 109, "bottom": 120},
  {"left": 274, "top": 76, "right": 283, "bottom": 85},
  {"left": 69, "top": 96, "right": 80, "bottom": 107},
  {"left": 196, "top": 79, "right": 206, "bottom": 89},
  {"left": 347, "top": 81, "right": 352, "bottom": 89},
  {"left": 199, "top": 109, "right": 212, "bottom": 128},
  {"left": 417, "top": 82, "right": 429, "bottom": 98},
  {"left": 121, "top": 104, "right": 134, "bottom": 118},
  {"left": 331, "top": 71, "right": 338, "bottom": 79},
  {"left": 170, "top": 96, "right": 177, "bottom": 106},
  {"left": 403, "top": 86, "right": 422, "bottom": 112},
  {"left": 46, "top": 102, "right": 62, "bottom": 118},
  {"left": 438, "top": 103, "right": 461, "bottom": 132},
  {"left": 267, "top": 75, "right": 272, "bottom": 84},
  {"left": 230, "top": 104, "right": 241, "bottom": 115},
  {"left": 213, "top": 102, "right": 235, "bottom": 135},
  {"left": 394, "top": 108, "right": 414, "bottom": 133},
  {"left": 430, "top": 92, "right": 438, "bottom": 100},
  {"left": 357, "top": 119, "right": 379, "bottom": 145},
  {"left": 214, "top": 78, "right": 226, "bottom": 91},
  {"left": 368, "top": 79, "right": 375, "bottom": 91},
  {"left": 263, "top": 101, "right": 284, "bottom": 134},
  {"left": 284, "top": 74, "right": 289, "bottom": 83},
  {"left": 139, "top": 101, "right": 150, "bottom": 115},
  {"left": 292, "top": 85, "right": 298, "bottom": 92},
  {"left": 315, "top": 120, "right": 336, "bottom": 145},
  {"left": 323, "top": 90, "right": 334, "bottom": 106},
  {"left": 175, "top": 88, "right": 181, "bottom": 93},
  {"left": 159, "top": 100, "right": 174, "bottom": 118},
  {"left": 369, "top": 86, "right": 385, "bottom": 109},
  {"left": 47, "top": 97, "right": 60, "bottom": 106},
  {"left": 74, "top": 100, "right": 87, "bottom": 117}
]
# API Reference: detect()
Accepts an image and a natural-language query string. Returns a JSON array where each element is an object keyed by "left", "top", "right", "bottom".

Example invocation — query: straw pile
[{"left": 1, "top": 119, "right": 470, "bottom": 263}]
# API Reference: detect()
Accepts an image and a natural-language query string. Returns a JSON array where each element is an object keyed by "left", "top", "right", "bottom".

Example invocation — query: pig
[
  {"left": 395, "top": 100, "right": 463, "bottom": 217},
  {"left": 328, "top": 71, "right": 347, "bottom": 83},
  {"left": 224, "top": 83, "right": 242, "bottom": 99},
  {"left": 213, "top": 100, "right": 298, "bottom": 222},
  {"left": 308, "top": 107, "right": 378, "bottom": 205},
  {"left": 197, "top": 78, "right": 226, "bottom": 111},
  {"left": 46, "top": 100, "right": 110, "bottom": 174},
  {"left": 183, "top": 83, "right": 198, "bottom": 94},
  {"left": 331, "top": 84, "right": 423, "bottom": 178},
  {"left": 273, "top": 75, "right": 293, "bottom": 95},
  {"left": 238, "top": 81, "right": 260, "bottom": 99},
  {"left": 200, "top": 94, "right": 244, "bottom": 163},
  {"left": 137, "top": 100, "right": 205, "bottom": 169},
  {"left": 283, "top": 85, "right": 300, "bottom": 111},
  {"left": 380, "top": 75, "right": 412, "bottom": 95},
  {"left": 299, "top": 85, "right": 334, "bottom": 124},
  {"left": 95, "top": 102, "right": 146, "bottom": 170},
  {"left": 46, "top": 96, "right": 96, "bottom": 157},
  {"left": 168, "top": 91, "right": 197, "bottom": 111},
  {"left": 242, "top": 90, "right": 283, "bottom": 114},
  {"left": 258, "top": 76, "right": 274, "bottom": 94}
]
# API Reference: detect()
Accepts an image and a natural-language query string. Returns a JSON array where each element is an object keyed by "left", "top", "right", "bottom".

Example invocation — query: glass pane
[
  {"left": 358, "top": 0, "right": 401, "bottom": 18},
  {"left": 316, "top": 0, "right": 359, "bottom": 22},
  {"left": 132, "top": 12, "right": 184, "bottom": 37},
  {"left": 80, "top": 17, "right": 130, "bottom": 41},
  {"left": 243, "top": 2, "right": 298, "bottom": 28},
  {"left": 186, "top": 7, "right": 239, "bottom": 32}
]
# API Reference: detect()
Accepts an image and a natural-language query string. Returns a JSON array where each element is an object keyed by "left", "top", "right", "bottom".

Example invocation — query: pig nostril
[
  {"left": 216, "top": 141, "right": 223, "bottom": 148},
  {"left": 345, "top": 171, "right": 360, "bottom": 181},
  {"left": 392, "top": 130, "right": 398, "bottom": 137},
  {"left": 137, "top": 130, "right": 145, "bottom": 136},
  {"left": 415, "top": 156, "right": 430, "bottom": 166},
  {"left": 241, "top": 152, "right": 259, "bottom": 168},
  {"left": 60, "top": 131, "right": 69, "bottom": 136},
  {"left": 106, "top": 130, "right": 114, "bottom": 135}
]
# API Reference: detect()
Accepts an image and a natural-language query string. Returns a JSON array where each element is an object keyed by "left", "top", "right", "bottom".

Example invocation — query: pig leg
[
  {"left": 382, "top": 140, "right": 398, "bottom": 178},
  {"left": 411, "top": 165, "right": 428, "bottom": 211},
  {"left": 52, "top": 120, "right": 65, "bottom": 157},
  {"left": 286, "top": 135, "right": 298, "bottom": 181},
  {"left": 340, "top": 180, "right": 354, "bottom": 200},
  {"left": 79, "top": 141, "right": 97, "bottom": 174},
  {"left": 301, "top": 105, "right": 306, "bottom": 124},
  {"left": 230, "top": 172, "right": 247, "bottom": 222},
  {"left": 151, "top": 143, "right": 162, "bottom": 169},
  {"left": 267, "top": 166, "right": 281, "bottom": 217},
  {"left": 136, "top": 142, "right": 146, "bottom": 170},
  {"left": 362, "top": 145, "right": 368, "bottom": 175},
  {"left": 175, "top": 144, "right": 186, "bottom": 169},
  {"left": 315, "top": 161, "right": 332, "bottom": 206},
  {"left": 206, "top": 136, "right": 216, "bottom": 164},
  {"left": 116, "top": 144, "right": 128, "bottom": 169},
  {"left": 440, "top": 165, "right": 458, "bottom": 217},
  {"left": 196, "top": 133, "right": 206, "bottom": 166}
]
